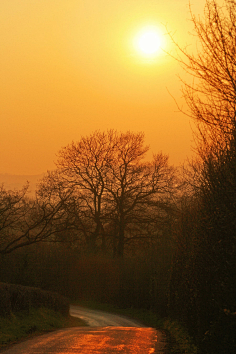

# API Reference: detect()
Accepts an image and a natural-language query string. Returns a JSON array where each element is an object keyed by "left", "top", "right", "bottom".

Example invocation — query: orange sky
[{"left": 0, "top": 0, "right": 206, "bottom": 175}]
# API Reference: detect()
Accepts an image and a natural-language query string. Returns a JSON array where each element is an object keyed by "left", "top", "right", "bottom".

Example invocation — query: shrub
[
  {"left": 0, "top": 283, "right": 11, "bottom": 317},
  {"left": 0, "top": 282, "right": 69, "bottom": 317}
]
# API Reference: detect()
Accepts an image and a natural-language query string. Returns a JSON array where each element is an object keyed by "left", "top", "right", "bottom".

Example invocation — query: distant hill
[{"left": 0, "top": 173, "right": 45, "bottom": 194}]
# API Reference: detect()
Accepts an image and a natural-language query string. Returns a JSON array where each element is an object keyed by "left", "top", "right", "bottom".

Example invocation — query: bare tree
[
  {"left": 105, "top": 132, "right": 175, "bottom": 257},
  {"left": 0, "top": 184, "right": 29, "bottom": 254},
  {"left": 38, "top": 130, "right": 175, "bottom": 257},
  {"left": 171, "top": 0, "right": 236, "bottom": 155},
  {"left": 0, "top": 183, "right": 72, "bottom": 255},
  {"left": 39, "top": 131, "right": 118, "bottom": 253},
  {"left": 168, "top": 1, "right": 236, "bottom": 351}
]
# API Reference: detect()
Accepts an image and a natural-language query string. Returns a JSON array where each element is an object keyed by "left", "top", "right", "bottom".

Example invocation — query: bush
[
  {"left": 202, "top": 309, "right": 236, "bottom": 354},
  {"left": 0, "top": 282, "right": 69, "bottom": 317},
  {"left": 163, "top": 319, "right": 198, "bottom": 354},
  {"left": 0, "top": 307, "right": 85, "bottom": 348},
  {"left": 0, "top": 283, "right": 11, "bottom": 317}
]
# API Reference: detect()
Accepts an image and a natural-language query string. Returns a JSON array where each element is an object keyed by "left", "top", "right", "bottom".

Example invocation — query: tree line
[
  {"left": 168, "top": 1, "right": 236, "bottom": 352},
  {"left": 0, "top": 130, "right": 175, "bottom": 258}
]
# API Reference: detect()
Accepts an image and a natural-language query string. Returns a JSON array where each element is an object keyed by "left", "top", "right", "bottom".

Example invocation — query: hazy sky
[{"left": 0, "top": 0, "right": 206, "bottom": 175}]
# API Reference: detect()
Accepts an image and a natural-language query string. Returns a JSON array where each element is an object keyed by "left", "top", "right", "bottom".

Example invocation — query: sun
[{"left": 134, "top": 26, "right": 163, "bottom": 58}]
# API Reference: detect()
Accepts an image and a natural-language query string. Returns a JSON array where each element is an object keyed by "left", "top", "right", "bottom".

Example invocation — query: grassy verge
[
  {"left": 162, "top": 319, "right": 198, "bottom": 354},
  {"left": 74, "top": 300, "right": 198, "bottom": 354},
  {"left": 0, "top": 307, "right": 87, "bottom": 350}
]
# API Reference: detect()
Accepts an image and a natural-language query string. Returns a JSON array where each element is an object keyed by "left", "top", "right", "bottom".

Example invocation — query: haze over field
[
  {"left": 0, "top": 173, "right": 43, "bottom": 193},
  {"left": 0, "top": 0, "right": 206, "bottom": 176}
]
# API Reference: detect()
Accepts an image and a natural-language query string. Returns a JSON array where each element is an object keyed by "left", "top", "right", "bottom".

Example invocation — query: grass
[
  {"left": 0, "top": 307, "right": 87, "bottom": 350},
  {"left": 74, "top": 300, "right": 199, "bottom": 354},
  {"left": 162, "top": 319, "right": 198, "bottom": 354}
]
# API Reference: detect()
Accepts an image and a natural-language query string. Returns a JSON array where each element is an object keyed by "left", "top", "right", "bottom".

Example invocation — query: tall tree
[
  {"left": 38, "top": 130, "right": 175, "bottom": 257},
  {"left": 52, "top": 130, "right": 116, "bottom": 252},
  {"left": 105, "top": 132, "right": 174, "bottom": 257},
  {"left": 173, "top": 0, "right": 236, "bottom": 154},
  {"left": 169, "top": 1, "right": 236, "bottom": 352}
]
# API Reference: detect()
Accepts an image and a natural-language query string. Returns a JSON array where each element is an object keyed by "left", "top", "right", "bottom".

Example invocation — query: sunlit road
[
  {"left": 70, "top": 305, "right": 144, "bottom": 327},
  {"left": 2, "top": 306, "right": 166, "bottom": 353}
]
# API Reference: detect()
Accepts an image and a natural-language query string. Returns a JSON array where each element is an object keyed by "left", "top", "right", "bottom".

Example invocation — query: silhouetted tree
[
  {"left": 0, "top": 183, "right": 71, "bottom": 255},
  {"left": 172, "top": 0, "right": 236, "bottom": 154},
  {"left": 38, "top": 130, "right": 175, "bottom": 257},
  {"left": 105, "top": 132, "right": 175, "bottom": 257},
  {"left": 38, "top": 131, "right": 117, "bottom": 253},
  {"left": 169, "top": 1, "right": 236, "bottom": 352}
]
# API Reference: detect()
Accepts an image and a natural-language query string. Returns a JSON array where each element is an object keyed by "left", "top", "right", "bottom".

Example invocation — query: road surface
[
  {"left": 70, "top": 305, "right": 144, "bottom": 327},
  {"left": 2, "top": 306, "right": 166, "bottom": 353}
]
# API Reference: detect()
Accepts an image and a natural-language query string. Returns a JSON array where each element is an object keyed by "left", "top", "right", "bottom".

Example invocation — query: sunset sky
[{"left": 0, "top": 0, "right": 206, "bottom": 175}]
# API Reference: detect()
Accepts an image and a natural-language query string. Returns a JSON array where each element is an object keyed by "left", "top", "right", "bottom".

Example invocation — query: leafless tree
[
  {"left": 38, "top": 130, "right": 176, "bottom": 257},
  {"left": 168, "top": 2, "right": 236, "bottom": 350},
  {"left": 0, "top": 182, "right": 72, "bottom": 255},
  {"left": 105, "top": 132, "right": 175, "bottom": 257},
  {"left": 171, "top": 0, "right": 236, "bottom": 156},
  {"left": 50, "top": 130, "right": 118, "bottom": 252}
]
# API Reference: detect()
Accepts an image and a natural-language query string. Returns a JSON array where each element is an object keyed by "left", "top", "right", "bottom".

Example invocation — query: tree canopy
[{"left": 38, "top": 130, "right": 175, "bottom": 257}]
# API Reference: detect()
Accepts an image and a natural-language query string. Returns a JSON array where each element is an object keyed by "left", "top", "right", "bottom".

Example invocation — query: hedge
[{"left": 0, "top": 283, "right": 69, "bottom": 317}]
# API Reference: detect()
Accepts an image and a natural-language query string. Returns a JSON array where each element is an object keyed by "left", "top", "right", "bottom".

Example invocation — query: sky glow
[{"left": 0, "top": 0, "right": 206, "bottom": 176}]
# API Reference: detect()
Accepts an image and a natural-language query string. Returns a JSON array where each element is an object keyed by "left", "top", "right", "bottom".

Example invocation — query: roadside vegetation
[
  {"left": 75, "top": 300, "right": 197, "bottom": 354},
  {"left": 0, "top": 307, "right": 85, "bottom": 350},
  {"left": 0, "top": 283, "right": 86, "bottom": 349}
]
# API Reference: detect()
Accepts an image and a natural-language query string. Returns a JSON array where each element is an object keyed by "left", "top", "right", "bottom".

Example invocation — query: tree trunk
[{"left": 117, "top": 215, "right": 125, "bottom": 258}]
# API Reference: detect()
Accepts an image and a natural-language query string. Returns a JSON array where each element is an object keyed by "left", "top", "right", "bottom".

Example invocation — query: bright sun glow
[{"left": 134, "top": 26, "right": 163, "bottom": 58}]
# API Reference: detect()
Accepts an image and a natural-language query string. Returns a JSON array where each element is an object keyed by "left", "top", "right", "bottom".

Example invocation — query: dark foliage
[
  {"left": 0, "top": 282, "right": 69, "bottom": 317},
  {"left": 167, "top": 1, "right": 236, "bottom": 352}
]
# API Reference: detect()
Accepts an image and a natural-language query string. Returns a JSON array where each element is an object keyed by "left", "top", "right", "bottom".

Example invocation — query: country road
[
  {"left": 70, "top": 305, "right": 144, "bottom": 327},
  {"left": 2, "top": 305, "right": 167, "bottom": 353}
]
